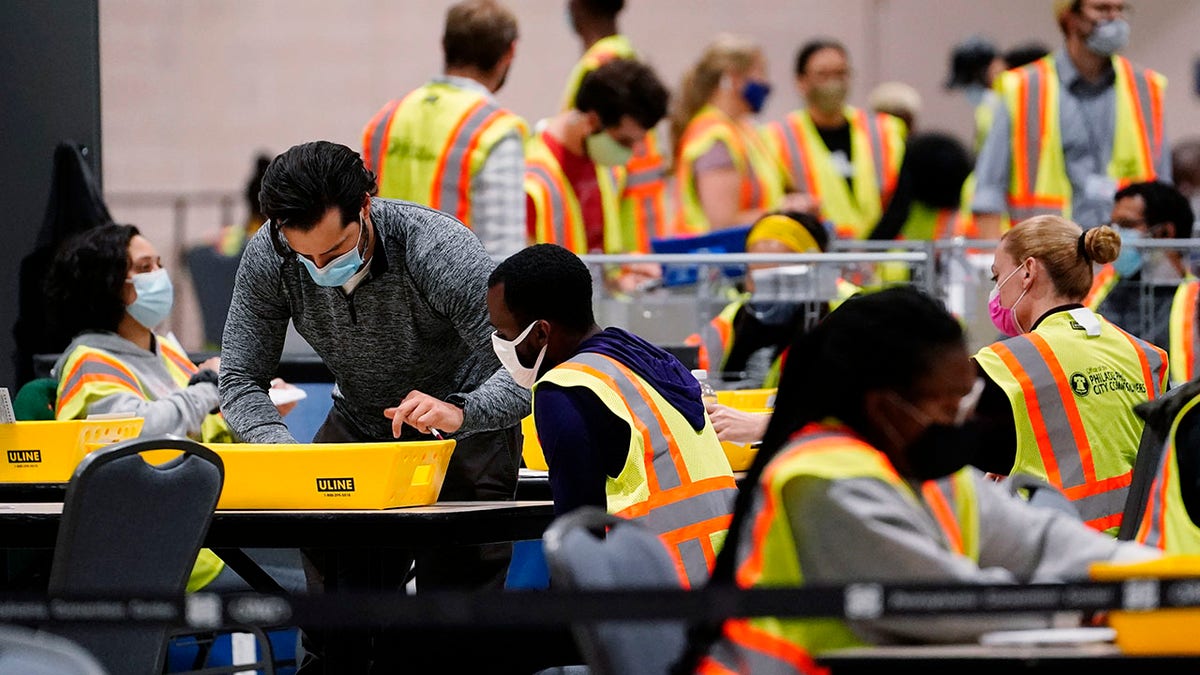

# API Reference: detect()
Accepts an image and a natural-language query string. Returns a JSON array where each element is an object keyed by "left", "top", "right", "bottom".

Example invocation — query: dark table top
[{"left": 0, "top": 500, "right": 555, "bottom": 549}]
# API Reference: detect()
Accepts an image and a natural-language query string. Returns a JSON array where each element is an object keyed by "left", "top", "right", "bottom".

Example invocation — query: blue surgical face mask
[
  {"left": 127, "top": 268, "right": 174, "bottom": 330},
  {"left": 1087, "top": 18, "right": 1130, "bottom": 57},
  {"left": 741, "top": 80, "right": 772, "bottom": 114},
  {"left": 964, "top": 84, "right": 987, "bottom": 108},
  {"left": 1113, "top": 226, "right": 1143, "bottom": 278},
  {"left": 298, "top": 218, "right": 366, "bottom": 287}
]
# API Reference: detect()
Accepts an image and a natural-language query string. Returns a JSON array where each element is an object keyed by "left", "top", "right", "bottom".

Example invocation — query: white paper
[
  {"left": 979, "top": 627, "right": 1115, "bottom": 646},
  {"left": 268, "top": 387, "right": 307, "bottom": 406},
  {"left": 0, "top": 389, "right": 14, "bottom": 424}
]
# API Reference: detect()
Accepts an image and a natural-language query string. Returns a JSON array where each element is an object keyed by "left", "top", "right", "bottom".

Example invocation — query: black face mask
[
  {"left": 881, "top": 386, "right": 984, "bottom": 482},
  {"left": 903, "top": 421, "right": 980, "bottom": 482}
]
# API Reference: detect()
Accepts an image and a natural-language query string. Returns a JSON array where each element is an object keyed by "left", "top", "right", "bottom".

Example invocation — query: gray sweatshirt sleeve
[
  {"left": 782, "top": 473, "right": 1155, "bottom": 645},
  {"left": 405, "top": 212, "right": 531, "bottom": 436},
  {"left": 218, "top": 232, "right": 296, "bottom": 444},
  {"left": 83, "top": 383, "right": 218, "bottom": 438},
  {"left": 972, "top": 473, "right": 1159, "bottom": 580}
]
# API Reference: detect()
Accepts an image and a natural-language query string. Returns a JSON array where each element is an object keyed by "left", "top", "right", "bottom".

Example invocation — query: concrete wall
[{"left": 98, "top": 0, "right": 1200, "bottom": 349}]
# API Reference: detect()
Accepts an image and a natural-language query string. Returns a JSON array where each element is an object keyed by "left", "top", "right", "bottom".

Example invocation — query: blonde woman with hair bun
[
  {"left": 670, "top": 34, "right": 810, "bottom": 234},
  {"left": 973, "top": 215, "right": 1169, "bottom": 536}
]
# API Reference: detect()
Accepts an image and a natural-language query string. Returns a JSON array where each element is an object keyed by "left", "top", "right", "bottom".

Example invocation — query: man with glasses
[
  {"left": 971, "top": 0, "right": 1169, "bottom": 237},
  {"left": 1087, "top": 181, "right": 1195, "bottom": 381},
  {"left": 219, "top": 140, "right": 529, "bottom": 668}
]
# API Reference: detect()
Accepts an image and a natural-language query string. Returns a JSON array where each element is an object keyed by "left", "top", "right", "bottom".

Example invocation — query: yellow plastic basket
[
  {"left": 0, "top": 418, "right": 145, "bottom": 483},
  {"left": 203, "top": 440, "right": 456, "bottom": 510},
  {"left": 1089, "top": 555, "right": 1200, "bottom": 654},
  {"left": 521, "top": 415, "right": 548, "bottom": 471},
  {"left": 715, "top": 389, "right": 775, "bottom": 472},
  {"left": 715, "top": 388, "right": 777, "bottom": 410}
]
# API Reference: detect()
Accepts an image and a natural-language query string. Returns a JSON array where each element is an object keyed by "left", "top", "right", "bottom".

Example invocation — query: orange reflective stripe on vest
[
  {"left": 1084, "top": 265, "right": 1119, "bottom": 310},
  {"left": 703, "top": 619, "right": 827, "bottom": 675},
  {"left": 921, "top": 480, "right": 964, "bottom": 555},
  {"left": 735, "top": 430, "right": 859, "bottom": 586},
  {"left": 1137, "top": 443, "right": 1171, "bottom": 550},
  {"left": 1173, "top": 281, "right": 1200, "bottom": 384},
  {"left": 527, "top": 161, "right": 583, "bottom": 252},
  {"left": 1010, "top": 59, "right": 1062, "bottom": 213},
  {"left": 55, "top": 351, "right": 143, "bottom": 417},
  {"left": 555, "top": 352, "right": 737, "bottom": 585},
  {"left": 430, "top": 99, "right": 510, "bottom": 224},
  {"left": 362, "top": 95, "right": 408, "bottom": 179},
  {"left": 859, "top": 109, "right": 898, "bottom": 205},
  {"left": 987, "top": 332, "right": 1162, "bottom": 530}
]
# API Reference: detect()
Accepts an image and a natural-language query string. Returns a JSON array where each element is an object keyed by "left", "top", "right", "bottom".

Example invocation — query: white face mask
[{"left": 491, "top": 321, "right": 547, "bottom": 389}]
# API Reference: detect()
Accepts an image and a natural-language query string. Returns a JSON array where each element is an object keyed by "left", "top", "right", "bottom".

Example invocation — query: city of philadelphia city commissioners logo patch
[{"left": 1070, "top": 372, "right": 1090, "bottom": 397}]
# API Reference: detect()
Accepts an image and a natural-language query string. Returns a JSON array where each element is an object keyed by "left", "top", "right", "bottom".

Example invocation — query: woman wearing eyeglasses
[{"left": 973, "top": 216, "right": 1168, "bottom": 536}]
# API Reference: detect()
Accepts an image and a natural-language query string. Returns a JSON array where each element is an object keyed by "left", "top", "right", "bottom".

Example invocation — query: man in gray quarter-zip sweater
[{"left": 219, "top": 143, "right": 529, "bottom": 601}]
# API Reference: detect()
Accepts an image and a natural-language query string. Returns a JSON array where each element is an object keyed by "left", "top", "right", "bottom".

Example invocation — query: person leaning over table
[
  {"left": 45, "top": 223, "right": 299, "bottom": 592},
  {"left": 972, "top": 216, "right": 1168, "bottom": 536},
  {"left": 487, "top": 243, "right": 736, "bottom": 587},
  {"left": 218, "top": 139, "right": 529, "bottom": 583},
  {"left": 678, "top": 286, "right": 1158, "bottom": 674}
]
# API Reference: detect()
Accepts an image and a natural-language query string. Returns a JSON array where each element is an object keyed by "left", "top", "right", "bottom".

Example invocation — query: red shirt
[{"left": 526, "top": 131, "right": 606, "bottom": 252}]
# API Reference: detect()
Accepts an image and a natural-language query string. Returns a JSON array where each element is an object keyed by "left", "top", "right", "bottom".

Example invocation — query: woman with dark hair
[
  {"left": 684, "top": 286, "right": 1155, "bottom": 673},
  {"left": 47, "top": 223, "right": 296, "bottom": 440},
  {"left": 46, "top": 223, "right": 299, "bottom": 592}
]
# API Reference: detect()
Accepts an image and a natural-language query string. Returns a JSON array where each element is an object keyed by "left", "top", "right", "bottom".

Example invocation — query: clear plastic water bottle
[{"left": 692, "top": 369, "right": 718, "bottom": 406}]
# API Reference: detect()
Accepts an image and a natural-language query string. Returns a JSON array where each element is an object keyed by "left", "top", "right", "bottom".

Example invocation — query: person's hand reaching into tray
[{"left": 385, "top": 390, "right": 464, "bottom": 438}]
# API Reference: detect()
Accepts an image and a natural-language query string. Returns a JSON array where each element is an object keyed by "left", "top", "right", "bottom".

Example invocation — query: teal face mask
[
  {"left": 298, "top": 218, "right": 366, "bottom": 287},
  {"left": 127, "top": 268, "right": 174, "bottom": 330},
  {"left": 1113, "top": 226, "right": 1143, "bottom": 278},
  {"left": 585, "top": 131, "right": 635, "bottom": 167}
]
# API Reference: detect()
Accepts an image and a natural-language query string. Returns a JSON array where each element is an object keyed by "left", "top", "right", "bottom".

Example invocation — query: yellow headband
[
  {"left": 746, "top": 214, "right": 821, "bottom": 253},
  {"left": 1053, "top": 0, "right": 1075, "bottom": 18}
]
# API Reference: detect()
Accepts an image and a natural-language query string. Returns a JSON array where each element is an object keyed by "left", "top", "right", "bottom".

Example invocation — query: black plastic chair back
[
  {"left": 47, "top": 435, "right": 223, "bottom": 675},
  {"left": 543, "top": 508, "right": 688, "bottom": 675}
]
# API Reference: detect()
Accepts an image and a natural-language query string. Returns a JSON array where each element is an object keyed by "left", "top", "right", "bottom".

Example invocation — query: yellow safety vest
[
  {"left": 1170, "top": 279, "right": 1200, "bottom": 386},
  {"left": 685, "top": 296, "right": 747, "bottom": 375},
  {"left": 536, "top": 352, "right": 737, "bottom": 587},
  {"left": 525, "top": 131, "right": 626, "bottom": 254},
  {"left": 1136, "top": 391, "right": 1200, "bottom": 553},
  {"left": 559, "top": 34, "right": 672, "bottom": 247},
  {"left": 764, "top": 107, "right": 906, "bottom": 239},
  {"left": 54, "top": 335, "right": 228, "bottom": 590},
  {"left": 700, "top": 423, "right": 979, "bottom": 673},
  {"left": 997, "top": 55, "right": 1166, "bottom": 222},
  {"left": 1083, "top": 264, "right": 1120, "bottom": 311},
  {"left": 362, "top": 81, "right": 528, "bottom": 228},
  {"left": 975, "top": 308, "right": 1167, "bottom": 533},
  {"left": 899, "top": 202, "right": 958, "bottom": 241},
  {"left": 56, "top": 336, "right": 233, "bottom": 445},
  {"left": 673, "top": 105, "right": 785, "bottom": 236}
]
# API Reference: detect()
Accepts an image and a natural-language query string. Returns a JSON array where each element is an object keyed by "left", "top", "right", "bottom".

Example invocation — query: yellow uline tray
[
  {"left": 0, "top": 418, "right": 146, "bottom": 483},
  {"left": 1090, "top": 555, "right": 1200, "bottom": 654},
  {"left": 196, "top": 441, "right": 456, "bottom": 510}
]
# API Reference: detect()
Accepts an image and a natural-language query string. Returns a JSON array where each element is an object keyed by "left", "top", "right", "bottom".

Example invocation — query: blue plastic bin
[{"left": 650, "top": 225, "right": 752, "bottom": 287}]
